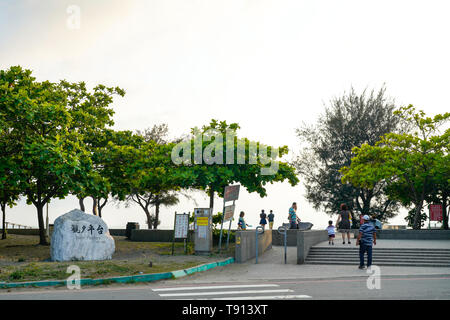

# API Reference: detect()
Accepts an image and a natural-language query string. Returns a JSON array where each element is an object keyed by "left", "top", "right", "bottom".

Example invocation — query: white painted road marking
[
  {"left": 152, "top": 284, "right": 279, "bottom": 292},
  {"left": 212, "top": 294, "right": 312, "bottom": 300},
  {"left": 159, "top": 289, "right": 294, "bottom": 297}
]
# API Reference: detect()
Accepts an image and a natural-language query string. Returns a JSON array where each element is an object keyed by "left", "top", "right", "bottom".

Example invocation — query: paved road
[
  {"left": 1, "top": 245, "right": 450, "bottom": 300},
  {"left": 1, "top": 274, "right": 450, "bottom": 300}
]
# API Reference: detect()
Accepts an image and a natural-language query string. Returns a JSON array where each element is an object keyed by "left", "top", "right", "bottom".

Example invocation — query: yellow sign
[{"left": 196, "top": 217, "right": 209, "bottom": 226}]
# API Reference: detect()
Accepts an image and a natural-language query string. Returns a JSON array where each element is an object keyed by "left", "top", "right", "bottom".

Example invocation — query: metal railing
[
  {"left": 255, "top": 226, "right": 264, "bottom": 264},
  {"left": 4, "top": 222, "right": 34, "bottom": 229},
  {"left": 277, "top": 225, "right": 288, "bottom": 264}
]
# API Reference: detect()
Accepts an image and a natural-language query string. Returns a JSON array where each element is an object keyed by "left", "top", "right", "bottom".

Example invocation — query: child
[
  {"left": 326, "top": 220, "right": 336, "bottom": 245},
  {"left": 238, "top": 211, "right": 251, "bottom": 230}
]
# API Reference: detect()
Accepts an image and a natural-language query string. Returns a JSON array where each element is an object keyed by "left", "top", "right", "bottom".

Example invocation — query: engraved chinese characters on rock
[{"left": 51, "top": 209, "right": 115, "bottom": 261}]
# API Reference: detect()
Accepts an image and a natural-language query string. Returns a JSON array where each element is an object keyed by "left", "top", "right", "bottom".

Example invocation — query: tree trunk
[
  {"left": 413, "top": 202, "right": 423, "bottom": 230},
  {"left": 79, "top": 197, "right": 85, "bottom": 212},
  {"left": 36, "top": 204, "right": 49, "bottom": 245},
  {"left": 1, "top": 203, "right": 6, "bottom": 240},
  {"left": 442, "top": 192, "right": 448, "bottom": 230},
  {"left": 98, "top": 198, "right": 107, "bottom": 219},
  {"left": 154, "top": 200, "right": 160, "bottom": 230},
  {"left": 209, "top": 188, "right": 214, "bottom": 211},
  {"left": 145, "top": 208, "right": 153, "bottom": 229},
  {"left": 92, "top": 197, "right": 98, "bottom": 216}
]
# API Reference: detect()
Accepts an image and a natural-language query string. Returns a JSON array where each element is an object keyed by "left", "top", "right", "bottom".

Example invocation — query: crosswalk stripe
[
  {"left": 153, "top": 284, "right": 279, "bottom": 292},
  {"left": 159, "top": 289, "right": 293, "bottom": 297},
  {"left": 212, "top": 294, "right": 312, "bottom": 300}
]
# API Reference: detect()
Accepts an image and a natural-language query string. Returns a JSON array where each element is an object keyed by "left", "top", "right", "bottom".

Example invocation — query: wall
[
  {"left": 297, "top": 230, "right": 329, "bottom": 264},
  {"left": 4, "top": 229, "right": 40, "bottom": 236},
  {"left": 235, "top": 229, "right": 272, "bottom": 263},
  {"left": 272, "top": 229, "right": 306, "bottom": 246},
  {"left": 130, "top": 229, "right": 194, "bottom": 242},
  {"left": 109, "top": 229, "right": 126, "bottom": 237},
  {"left": 376, "top": 229, "right": 450, "bottom": 240}
]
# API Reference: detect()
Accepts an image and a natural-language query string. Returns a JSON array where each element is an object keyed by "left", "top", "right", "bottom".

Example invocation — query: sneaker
[
  {"left": 342, "top": 242, "right": 345, "bottom": 244},
  {"left": 348, "top": 241, "right": 351, "bottom": 244},
  {"left": 358, "top": 265, "right": 365, "bottom": 270}
]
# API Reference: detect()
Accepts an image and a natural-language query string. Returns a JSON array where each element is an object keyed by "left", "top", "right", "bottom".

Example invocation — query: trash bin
[{"left": 126, "top": 222, "right": 140, "bottom": 239}]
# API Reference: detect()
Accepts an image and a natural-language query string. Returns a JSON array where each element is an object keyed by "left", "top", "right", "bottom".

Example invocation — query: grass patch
[{"left": 0, "top": 234, "right": 234, "bottom": 285}]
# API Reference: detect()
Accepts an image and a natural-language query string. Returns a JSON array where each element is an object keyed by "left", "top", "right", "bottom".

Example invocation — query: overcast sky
[{"left": 1, "top": 0, "right": 449, "bottom": 230}]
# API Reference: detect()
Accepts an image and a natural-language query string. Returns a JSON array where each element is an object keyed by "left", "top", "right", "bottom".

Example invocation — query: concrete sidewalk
[{"left": 158, "top": 245, "right": 450, "bottom": 286}]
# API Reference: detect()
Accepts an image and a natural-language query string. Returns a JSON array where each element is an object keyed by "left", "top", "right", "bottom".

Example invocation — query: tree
[
  {"left": 60, "top": 80, "right": 125, "bottom": 216},
  {"left": 116, "top": 124, "right": 188, "bottom": 229},
  {"left": 0, "top": 66, "right": 124, "bottom": 244},
  {"left": 174, "top": 119, "right": 299, "bottom": 212},
  {"left": 294, "top": 87, "right": 402, "bottom": 224},
  {"left": 0, "top": 66, "right": 93, "bottom": 244},
  {"left": 341, "top": 105, "right": 449, "bottom": 229},
  {"left": 0, "top": 149, "right": 21, "bottom": 240},
  {"left": 0, "top": 103, "right": 22, "bottom": 239}
]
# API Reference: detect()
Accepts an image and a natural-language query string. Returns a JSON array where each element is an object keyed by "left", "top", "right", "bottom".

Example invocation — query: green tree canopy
[
  {"left": 173, "top": 119, "right": 299, "bottom": 212},
  {"left": 294, "top": 87, "right": 403, "bottom": 224},
  {"left": 341, "top": 105, "right": 450, "bottom": 229}
]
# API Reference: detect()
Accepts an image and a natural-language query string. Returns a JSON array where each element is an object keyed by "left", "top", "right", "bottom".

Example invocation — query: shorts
[{"left": 328, "top": 234, "right": 335, "bottom": 238}]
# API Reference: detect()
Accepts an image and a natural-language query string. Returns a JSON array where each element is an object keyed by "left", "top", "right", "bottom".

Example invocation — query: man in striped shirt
[{"left": 356, "top": 215, "right": 377, "bottom": 269}]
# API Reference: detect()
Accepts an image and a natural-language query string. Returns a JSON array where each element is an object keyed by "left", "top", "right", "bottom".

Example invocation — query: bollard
[
  {"left": 277, "top": 225, "right": 288, "bottom": 264},
  {"left": 255, "top": 226, "right": 264, "bottom": 264}
]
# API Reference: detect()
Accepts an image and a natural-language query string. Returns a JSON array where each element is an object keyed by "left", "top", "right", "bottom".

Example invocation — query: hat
[{"left": 363, "top": 215, "right": 370, "bottom": 221}]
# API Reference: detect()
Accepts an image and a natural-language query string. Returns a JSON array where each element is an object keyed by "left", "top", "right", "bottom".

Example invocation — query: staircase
[{"left": 305, "top": 247, "right": 450, "bottom": 267}]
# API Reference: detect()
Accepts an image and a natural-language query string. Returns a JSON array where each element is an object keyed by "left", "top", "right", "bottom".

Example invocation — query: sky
[{"left": 0, "top": 0, "right": 449, "bottom": 230}]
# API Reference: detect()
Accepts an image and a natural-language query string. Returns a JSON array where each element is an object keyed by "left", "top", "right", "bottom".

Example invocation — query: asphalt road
[{"left": 1, "top": 274, "right": 449, "bottom": 300}]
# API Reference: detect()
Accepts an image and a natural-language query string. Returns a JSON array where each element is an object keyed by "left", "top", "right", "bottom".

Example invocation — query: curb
[{"left": 0, "top": 257, "right": 235, "bottom": 289}]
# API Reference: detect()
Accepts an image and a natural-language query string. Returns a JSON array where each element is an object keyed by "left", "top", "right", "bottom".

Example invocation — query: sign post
[
  {"left": 172, "top": 212, "right": 189, "bottom": 255},
  {"left": 218, "top": 185, "right": 240, "bottom": 253}
]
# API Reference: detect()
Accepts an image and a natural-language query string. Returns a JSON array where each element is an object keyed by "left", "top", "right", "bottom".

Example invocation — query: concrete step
[
  {"left": 307, "top": 254, "right": 450, "bottom": 261},
  {"left": 310, "top": 247, "right": 450, "bottom": 253},
  {"left": 304, "top": 260, "right": 450, "bottom": 267},
  {"left": 309, "top": 250, "right": 450, "bottom": 256},
  {"left": 309, "top": 249, "right": 450, "bottom": 254},
  {"left": 305, "top": 256, "right": 450, "bottom": 263}
]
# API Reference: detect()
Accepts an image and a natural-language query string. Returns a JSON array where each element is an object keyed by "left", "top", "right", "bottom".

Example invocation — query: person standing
[
  {"left": 288, "top": 202, "right": 298, "bottom": 229},
  {"left": 326, "top": 220, "right": 336, "bottom": 245},
  {"left": 356, "top": 215, "right": 377, "bottom": 269},
  {"left": 268, "top": 210, "right": 275, "bottom": 229},
  {"left": 259, "top": 209, "right": 267, "bottom": 230},
  {"left": 238, "top": 211, "right": 251, "bottom": 230},
  {"left": 336, "top": 203, "right": 352, "bottom": 244}
]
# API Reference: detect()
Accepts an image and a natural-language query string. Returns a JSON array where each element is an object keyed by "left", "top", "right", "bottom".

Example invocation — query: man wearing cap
[{"left": 356, "top": 215, "right": 377, "bottom": 269}]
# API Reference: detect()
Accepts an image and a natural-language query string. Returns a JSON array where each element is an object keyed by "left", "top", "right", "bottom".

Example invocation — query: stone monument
[{"left": 51, "top": 209, "right": 115, "bottom": 261}]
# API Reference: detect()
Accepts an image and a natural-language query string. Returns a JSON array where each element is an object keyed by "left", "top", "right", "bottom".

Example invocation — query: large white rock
[{"left": 51, "top": 209, "right": 115, "bottom": 262}]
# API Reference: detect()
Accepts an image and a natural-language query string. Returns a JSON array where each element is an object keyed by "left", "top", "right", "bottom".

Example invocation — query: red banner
[{"left": 429, "top": 204, "right": 443, "bottom": 221}]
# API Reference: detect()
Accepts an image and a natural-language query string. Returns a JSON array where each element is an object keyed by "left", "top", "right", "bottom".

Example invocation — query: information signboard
[
  {"left": 174, "top": 213, "right": 189, "bottom": 239},
  {"left": 429, "top": 204, "right": 443, "bottom": 221},
  {"left": 224, "top": 185, "right": 240, "bottom": 202},
  {"left": 223, "top": 204, "right": 235, "bottom": 222}
]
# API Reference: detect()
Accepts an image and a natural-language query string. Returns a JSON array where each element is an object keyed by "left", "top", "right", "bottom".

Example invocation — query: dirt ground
[{"left": 0, "top": 235, "right": 233, "bottom": 283}]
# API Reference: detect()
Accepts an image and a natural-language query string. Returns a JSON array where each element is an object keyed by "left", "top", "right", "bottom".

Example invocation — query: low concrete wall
[
  {"left": 109, "top": 229, "right": 126, "bottom": 237},
  {"left": 130, "top": 229, "right": 194, "bottom": 242},
  {"left": 297, "top": 230, "right": 329, "bottom": 264},
  {"left": 376, "top": 229, "right": 450, "bottom": 240},
  {"left": 4, "top": 229, "right": 40, "bottom": 236},
  {"left": 235, "top": 230, "right": 272, "bottom": 263},
  {"left": 273, "top": 229, "right": 312, "bottom": 246}
]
